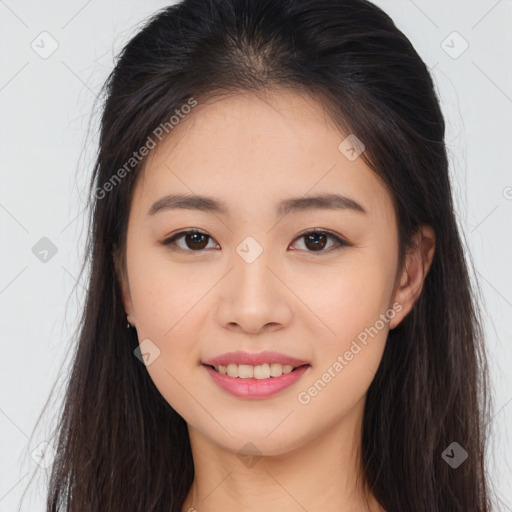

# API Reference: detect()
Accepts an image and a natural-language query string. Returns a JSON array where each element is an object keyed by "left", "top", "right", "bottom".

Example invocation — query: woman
[{"left": 42, "top": 0, "right": 493, "bottom": 510}]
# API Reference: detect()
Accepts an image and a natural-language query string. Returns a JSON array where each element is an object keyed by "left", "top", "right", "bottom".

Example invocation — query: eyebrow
[{"left": 147, "top": 192, "right": 367, "bottom": 217}]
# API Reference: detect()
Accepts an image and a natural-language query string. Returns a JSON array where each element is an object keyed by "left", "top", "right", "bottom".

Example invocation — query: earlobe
[{"left": 389, "top": 224, "right": 436, "bottom": 329}]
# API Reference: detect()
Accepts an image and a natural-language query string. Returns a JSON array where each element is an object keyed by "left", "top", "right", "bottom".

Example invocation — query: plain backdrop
[{"left": 0, "top": 1, "right": 511, "bottom": 510}]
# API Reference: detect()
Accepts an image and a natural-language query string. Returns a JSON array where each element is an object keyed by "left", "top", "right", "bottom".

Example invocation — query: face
[{"left": 116, "top": 90, "right": 414, "bottom": 457}]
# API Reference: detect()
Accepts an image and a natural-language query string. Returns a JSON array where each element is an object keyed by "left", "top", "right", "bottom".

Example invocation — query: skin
[{"left": 115, "top": 90, "right": 435, "bottom": 512}]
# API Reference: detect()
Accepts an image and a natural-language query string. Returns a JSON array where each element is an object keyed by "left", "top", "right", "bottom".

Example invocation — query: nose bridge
[
  {"left": 214, "top": 232, "right": 293, "bottom": 333},
  {"left": 232, "top": 234, "right": 277, "bottom": 299}
]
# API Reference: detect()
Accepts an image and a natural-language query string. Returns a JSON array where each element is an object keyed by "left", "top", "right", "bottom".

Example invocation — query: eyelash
[{"left": 161, "top": 228, "right": 351, "bottom": 255}]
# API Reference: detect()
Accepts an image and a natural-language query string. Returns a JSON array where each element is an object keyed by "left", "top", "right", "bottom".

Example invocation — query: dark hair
[{"left": 27, "top": 0, "right": 494, "bottom": 510}]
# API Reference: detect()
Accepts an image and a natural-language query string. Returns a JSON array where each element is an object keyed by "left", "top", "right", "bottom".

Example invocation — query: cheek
[
  {"left": 317, "top": 256, "right": 395, "bottom": 342},
  {"left": 126, "top": 250, "right": 207, "bottom": 418},
  {"left": 303, "top": 251, "right": 395, "bottom": 405},
  {"left": 127, "top": 247, "right": 206, "bottom": 341},
  {"left": 295, "top": 278, "right": 391, "bottom": 418}
]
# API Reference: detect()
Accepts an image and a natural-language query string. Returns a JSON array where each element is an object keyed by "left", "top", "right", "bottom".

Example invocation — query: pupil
[
  {"left": 187, "top": 233, "right": 207, "bottom": 250},
  {"left": 306, "top": 233, "right": 326, "bottom": 251}
]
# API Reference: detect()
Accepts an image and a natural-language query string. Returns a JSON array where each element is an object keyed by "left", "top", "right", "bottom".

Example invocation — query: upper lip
[{"left": 202, "top": 351, "right": 310, "bottom": 367}]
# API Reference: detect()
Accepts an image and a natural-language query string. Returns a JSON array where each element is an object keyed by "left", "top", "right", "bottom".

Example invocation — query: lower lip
[{"left": 202, "top": 364, "right": 310, "bottom": 399}]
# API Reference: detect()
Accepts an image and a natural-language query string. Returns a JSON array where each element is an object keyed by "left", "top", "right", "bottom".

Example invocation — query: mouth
[
  {"left": 202, "top": 363, "right": 310, "bottom": 379},
  {"left": 202, "top": 361, "right": 311, "bottom": 399}
]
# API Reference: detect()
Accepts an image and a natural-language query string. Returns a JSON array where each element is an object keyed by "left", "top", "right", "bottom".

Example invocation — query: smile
[
  {"left": 208, "top": 362, "right": 304, "bottom": 379},
  {"left": 202, "top": 363, "right": 310, "bottom": 399}
]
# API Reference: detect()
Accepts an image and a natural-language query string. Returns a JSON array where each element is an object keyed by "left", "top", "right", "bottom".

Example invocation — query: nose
[{"left": 215, "top": 245, "right": 294, "bottom": 335}]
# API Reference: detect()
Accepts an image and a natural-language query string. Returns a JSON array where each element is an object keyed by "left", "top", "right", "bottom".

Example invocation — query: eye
[
  {"left": 162, "top": 229, "right": 218, "bottom": 252},
  {"left": 289, "top": 229, "right": 351, "bottom": 253},
  {"left": 161, "top": 228, "right": 351, "bottom": 254}
]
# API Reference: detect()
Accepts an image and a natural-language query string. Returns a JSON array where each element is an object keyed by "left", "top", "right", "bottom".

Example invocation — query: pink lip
[
  {"left": 202, "top": 350, "right": 310, "bottom": 367},
  {"left": 203, "top": 364, "right": 310, "bottom": 399}
]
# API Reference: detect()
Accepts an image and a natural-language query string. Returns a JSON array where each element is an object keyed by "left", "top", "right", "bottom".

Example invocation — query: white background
[{"left": 0, "top": 1, "right": 511, "bottom": 510}]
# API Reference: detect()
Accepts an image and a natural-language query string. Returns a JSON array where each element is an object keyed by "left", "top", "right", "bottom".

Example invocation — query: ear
[
  {"left": 113, "top": 244, "right": 136, "bottom": 327},
  {"left": 389, "top": 224, "right": 436, "bottom": 329}
]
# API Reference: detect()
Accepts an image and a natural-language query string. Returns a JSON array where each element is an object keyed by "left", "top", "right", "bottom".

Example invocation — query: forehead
[{"left": 132, "top": 90, "right": 395, "bottom": 225}]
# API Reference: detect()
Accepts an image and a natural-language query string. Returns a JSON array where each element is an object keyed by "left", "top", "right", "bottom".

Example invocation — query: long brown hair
[{"left": 22, "top": 0, "right": 496, "bottom": 510}]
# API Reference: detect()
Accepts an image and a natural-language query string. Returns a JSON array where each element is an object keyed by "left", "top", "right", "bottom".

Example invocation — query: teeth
[{"left": 216, "top": 363, "right": 298, "bottom": 379}]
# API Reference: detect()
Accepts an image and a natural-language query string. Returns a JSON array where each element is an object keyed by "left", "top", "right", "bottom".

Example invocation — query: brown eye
[
  {"left": 291, "top": 230, "right": 350, "bottom": 253},
  {"left": 304, "top": 232, "right": 328, "bottom": 251},
  {"left": 162, "top": 230, "right": 216, "bottom": 252},
  {"left": 182, "top": 232, "right": 209, "bottom": 250}
]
